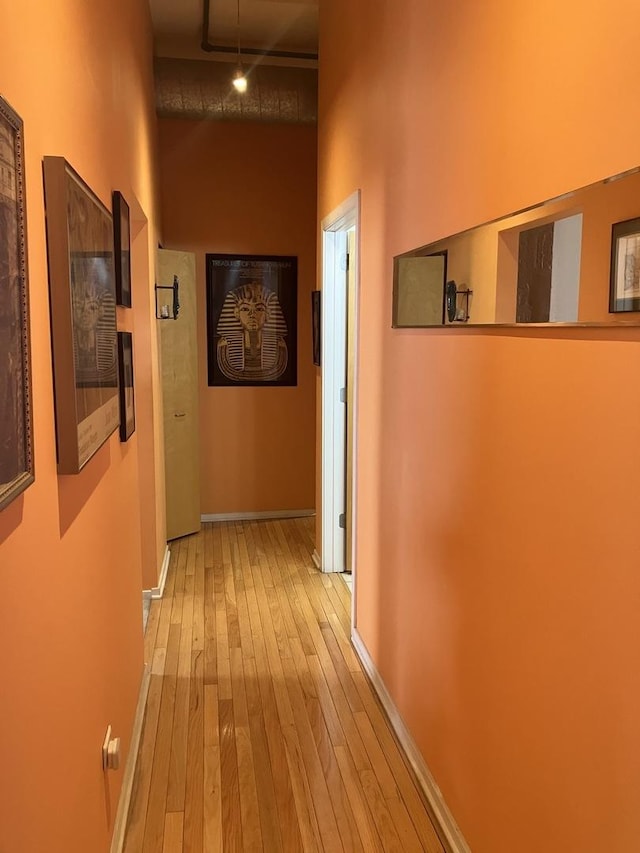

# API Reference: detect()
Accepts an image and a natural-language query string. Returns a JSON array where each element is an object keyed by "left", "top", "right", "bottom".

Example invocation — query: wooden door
[{"left": 158, "top": 249, "right": 200, "bottom": 541}]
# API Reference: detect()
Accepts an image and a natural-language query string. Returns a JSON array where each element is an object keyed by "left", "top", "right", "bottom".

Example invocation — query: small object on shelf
[
  {"left": 445, "top": 280, "right": 472, "bottom": 323},
  {"left": 155, "top": 275, "right": 180, "bottom": 320}
]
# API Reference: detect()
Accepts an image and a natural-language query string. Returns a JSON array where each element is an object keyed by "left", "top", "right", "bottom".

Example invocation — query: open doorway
[{"left": 320, "top": 191, "right": 360, "bottom": 623}]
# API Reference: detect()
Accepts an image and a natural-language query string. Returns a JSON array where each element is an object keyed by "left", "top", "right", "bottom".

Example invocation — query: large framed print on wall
[
  {"left": 206, "top": 254, "right": 297, "bottom": 387},
  {"left": 43, "top": 157, "right": 119, "bottom": 474},
  {"left": 0, "top": 96, "right": 34, "bottom": 510}
]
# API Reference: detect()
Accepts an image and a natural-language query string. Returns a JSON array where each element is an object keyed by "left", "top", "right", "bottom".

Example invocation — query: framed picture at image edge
[
  {"left": 609, "top": 216, "right": 640, "bottom": 312},
  {"left": 206, "top": 253, "right": 297, "bottom": 387},
  {"left": 113, "top": 190, "right": 131, "bottom": 307},
  {"left": 118, "top": 332, "right": 135, "bottom": 441},
  {"left": 311, "top": 290, "right": 321, "bottom": 366},
  {"left": 0, "top": 96, "right": 34, "bottom": 510},
  {"left": 43, "top": 156, "right": 119, "bottom": 474}
]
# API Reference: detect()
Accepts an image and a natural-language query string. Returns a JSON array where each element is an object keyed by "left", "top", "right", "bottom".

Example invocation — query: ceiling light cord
[{"left": 232, "top": 0, "right": 248, "bottom": 93}]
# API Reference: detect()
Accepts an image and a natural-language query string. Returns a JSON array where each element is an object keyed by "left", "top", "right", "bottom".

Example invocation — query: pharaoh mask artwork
[{"left": 206, "top": 255, "right": 297, "bottom": 387}]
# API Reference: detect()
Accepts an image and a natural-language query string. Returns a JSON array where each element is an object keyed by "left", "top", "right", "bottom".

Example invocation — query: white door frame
[{"left": 320, "top": 190, "right": 360, "bottom": 607}]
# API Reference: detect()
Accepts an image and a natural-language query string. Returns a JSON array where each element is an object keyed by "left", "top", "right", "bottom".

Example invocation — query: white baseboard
[
  {"left": 311, "top": 549, "right": 321, "bottom": 570},
  {"left": 144, "top": 545, "right": 170, "bottom": 601},
  {"left": 351, "top": 629, "right": 471, "bottom": 853},
  {"left": 110, "top": 662, "right": 151, "bottom": 853},
  {"left": 201, "top": 509, "right": 315, "bottom": 523}
]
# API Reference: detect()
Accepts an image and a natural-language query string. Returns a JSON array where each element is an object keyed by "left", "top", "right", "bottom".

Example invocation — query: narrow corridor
[{"left": 124, "top": 519, "right": 444, "bottom": 852}]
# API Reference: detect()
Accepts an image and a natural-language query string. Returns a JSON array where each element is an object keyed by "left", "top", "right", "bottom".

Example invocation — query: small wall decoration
[
  {"left": 112, "top": 191, "right": 132, "bottom": 307},
  {"left": 0, "top": 96, "right": 34, "bottom": 510},
  {"left": 206, "top": 253, "right": 297, "bottom": 387},
  {"left": 117, "top": 331, "right": 135, "bottom": 441},
  {"left": 311, "top": 290, "right": 321, "bottom": 366},
  {"left": 43, "top": 157, "right": 119, "bottom": 474},
  {"left": 609, "top": 216, "right": 640, "bottom": 312}
]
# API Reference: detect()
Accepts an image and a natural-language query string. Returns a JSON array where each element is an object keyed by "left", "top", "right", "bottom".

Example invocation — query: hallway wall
[
  {"left": 0, "top": 1, "right": 162, "bottom": 851},
  {"left": 158, "top": 119, "right": 317, "bottom": 516},
  {"left": 318, "top": 2, "right": 640, "bottom": 852}
]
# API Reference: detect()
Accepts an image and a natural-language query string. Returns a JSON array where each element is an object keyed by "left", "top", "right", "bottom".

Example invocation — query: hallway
[{"left": 123, "top": 519, "right": 444, "bottom": 852}]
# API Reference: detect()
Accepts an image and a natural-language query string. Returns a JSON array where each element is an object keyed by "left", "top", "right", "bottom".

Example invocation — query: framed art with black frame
[
  {"left": 43, "top": 156, "right": 119, "bottom": 474},
  {"left": 206, "top": 253, "right": 298, "bottom": 387},
  {"left": 0, "top": 96, "right": 34, "bottom": 511},
  {"left": 609, "top": 216, "right": 640, "bottom": 313},
  {"left": 117, "top": 331, "right": 135, "bottom": 441},
  {"left": 113, "top": 190, "right": 131, "bottom": 307},
  {"left": 311, "top": 290, "right": 321, "bottom": 366}
]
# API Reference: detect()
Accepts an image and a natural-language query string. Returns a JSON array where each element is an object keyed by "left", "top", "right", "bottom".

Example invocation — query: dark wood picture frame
[
  {"left": 311, "top": 290, "right": 321, "bottom": 366},
  {"left": 117, "top": 331, "right": 135, "bottom": 441},
  {"left": 609, "top": 216, "right": 640, "bottom": 313},
  {"left": 0, "top": 96, "right": 34, "bottom": 510},
  {"left": 113, "top": 191, "right": 131, "bottom": 307},
  {"left": 43, "top": 157, "right": 119, "bottom": 474},
  {"left": 206, "top": 253, "right": 298, "bottom": 387}
]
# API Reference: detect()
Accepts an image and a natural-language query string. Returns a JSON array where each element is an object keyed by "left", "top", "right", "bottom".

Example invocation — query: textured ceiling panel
[
  {"left": 150, "top": 0, "right": 318, "bottom": 52},
  {"left": 154, "top": 58, "right": 317, "bottom": 124}
]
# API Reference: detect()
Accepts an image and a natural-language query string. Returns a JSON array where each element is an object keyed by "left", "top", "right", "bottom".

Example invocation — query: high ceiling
[{"left": 150, "top": 0, "right": 319, "bottom": 58}]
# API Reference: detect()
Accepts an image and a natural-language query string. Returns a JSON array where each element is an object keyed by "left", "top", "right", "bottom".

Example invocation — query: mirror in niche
[{"left": 392, "top": 167, "right": 640, "bottom": 326}]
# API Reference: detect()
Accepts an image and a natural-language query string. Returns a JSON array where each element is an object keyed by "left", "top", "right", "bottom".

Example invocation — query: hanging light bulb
[
  {"left": 232, "top": 0, "right": 248, "bottom": 93},
  {"left": 233, "top": 68, "right": 248, "bottom": 93}
]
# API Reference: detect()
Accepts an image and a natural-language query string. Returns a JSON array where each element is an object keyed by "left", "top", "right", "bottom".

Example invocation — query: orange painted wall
[
  {"left": 319, "top": 2, "right": 640, "bottom": 851},
  {"left": 158, "top": 119, "right": 317, "bottom": 515},
  {"left": 0, "top": 1, "right": 162, "bottom": 851}
]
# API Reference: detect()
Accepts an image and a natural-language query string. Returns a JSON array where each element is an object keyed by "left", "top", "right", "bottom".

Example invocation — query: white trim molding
[
  {"left": 110, "top": 662, "right": 151, "bottom": 853},
  {"left": 311, "top": 549, "right": 321, "bottom": 570},
  {"left": 145, "top": 545, "right": 171, "bottom": 601},
  {"left": 351, "top": 629, "right": 472, "bottom": 853},
  {"left": 201, "top": 509, "right": 315, "bottom": 523},
  {"left": 321, "top": 190, "right": 361, "bottom": 578}
]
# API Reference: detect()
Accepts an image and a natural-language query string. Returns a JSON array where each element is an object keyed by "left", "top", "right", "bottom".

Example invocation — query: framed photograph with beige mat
[{"left": 43, "top": 156, "right": 119, "bottom": 473}]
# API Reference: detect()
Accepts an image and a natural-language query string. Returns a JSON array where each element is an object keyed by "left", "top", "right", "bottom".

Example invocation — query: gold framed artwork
[
  {"left": 43, "top": 157, "right": 119, "bottom": 474},
  {"left": 0, "top": 96, "right": 34, "bottom": 510}
]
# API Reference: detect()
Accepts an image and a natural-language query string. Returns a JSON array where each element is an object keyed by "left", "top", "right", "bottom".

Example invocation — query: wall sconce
[
  {"left": 155, "top": 275, "right": 180, "bottom": 320},
  {"left": 445, "top": 280, "right": 473, "bottom": 323}
]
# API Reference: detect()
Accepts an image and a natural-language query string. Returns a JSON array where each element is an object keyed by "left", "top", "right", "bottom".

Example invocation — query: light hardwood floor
[{"left": 123, "top": 518, "right": 445, "bottom": 853}]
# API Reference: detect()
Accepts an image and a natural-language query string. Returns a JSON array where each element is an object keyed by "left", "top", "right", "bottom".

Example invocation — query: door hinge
[
  {"left": 339, "top": 387, "right": 347, "bottom": 403},
  {"left": 339, "top": 513, "right": 346, "bottom": 529},
  {"left": 341, "top": 252, "right": 350, "bottom": 272}
]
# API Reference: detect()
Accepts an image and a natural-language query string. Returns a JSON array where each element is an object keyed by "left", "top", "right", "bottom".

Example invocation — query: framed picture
[
  {"left": 43, "top": 157, "right": 119, "bottom": 474},
  {"left": 392, "top": 251, "right": 447, "bottom": 327},
  {"left": 311, "top": 290, "right": 321, "bottom": 366},
  {"left": 0, "top": 97, "right": 34, "bottom": 510},
  {"left": 113, "top": 191, "right": 131, "bottom": 307},
  {"left": 609, "top": 217, "right": 640, "bottom": 312},
  {"left": 206, "top": 253, "right": 297, "bottom": 387},
  {"left": 117, "top": 331, "right": 135, "bottom": 441}
]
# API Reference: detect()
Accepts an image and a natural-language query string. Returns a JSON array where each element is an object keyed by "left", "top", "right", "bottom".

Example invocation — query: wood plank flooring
[{"left": 124, "top": 518, "right": 445, "bottom": 853}]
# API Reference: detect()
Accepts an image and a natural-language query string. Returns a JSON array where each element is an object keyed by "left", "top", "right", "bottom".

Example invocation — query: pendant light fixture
[{"left": 232, "top": 0, "right": 248, "bottom": 93}]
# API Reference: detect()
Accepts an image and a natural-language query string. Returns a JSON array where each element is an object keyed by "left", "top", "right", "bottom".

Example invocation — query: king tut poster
[{"left": 206, "top": 254, "right": 297, "bottom": 387}]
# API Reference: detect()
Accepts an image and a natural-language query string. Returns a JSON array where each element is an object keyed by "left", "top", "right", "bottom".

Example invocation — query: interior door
[
  {"left": 344, "top": 229, "right": 356, "bottom": 573},
  {"left": 157, "top": 249, "right": 200, "bottom": 541}
]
